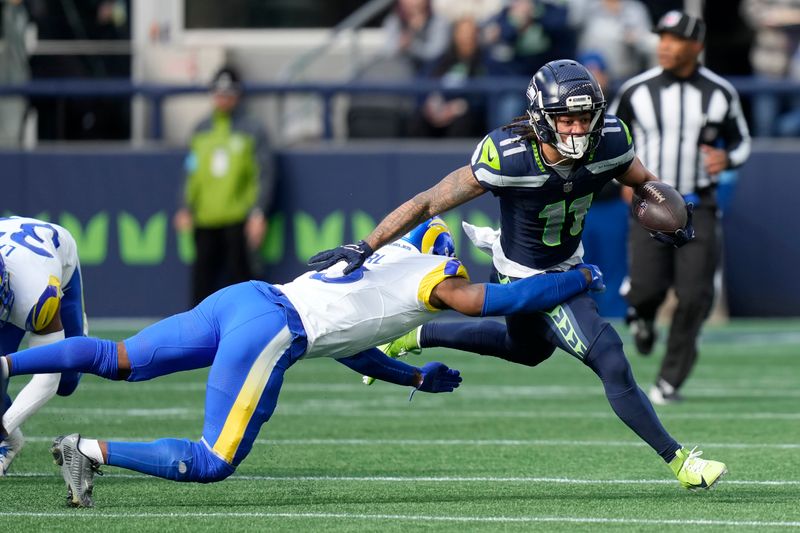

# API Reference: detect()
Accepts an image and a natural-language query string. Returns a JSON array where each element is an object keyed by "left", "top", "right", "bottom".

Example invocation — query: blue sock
[
  {"left": 586, "top": 325, "right": 680, "bottom": 462},
  {"left": 422, "top": 320, "right": 508, "bottom": 354},
  {"left": 106, "top": 439, "right": 234, "bottom": 483},
  {"left": 10, "top": 337, "right": 119, "bottom": 380},
  {"left": 421, "top": 320, "right": 555, "bottom": 367}
]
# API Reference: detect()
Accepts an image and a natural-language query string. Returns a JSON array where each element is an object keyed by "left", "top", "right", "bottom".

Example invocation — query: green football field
[{"left": 3, "top": 319, "right": 799, "bottom": 532}]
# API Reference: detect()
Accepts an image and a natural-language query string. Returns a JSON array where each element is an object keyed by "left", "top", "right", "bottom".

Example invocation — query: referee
[{"left": 609, "top": 11, "right": 751, "bottom": 405}]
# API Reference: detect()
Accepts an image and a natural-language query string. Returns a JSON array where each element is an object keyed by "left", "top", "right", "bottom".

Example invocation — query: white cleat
[
  {"left": 0, "top": 427, "right": 25, "bottom": 476},
  {"left": 648, "top": 379, "right": 684, "bottom": 406}
]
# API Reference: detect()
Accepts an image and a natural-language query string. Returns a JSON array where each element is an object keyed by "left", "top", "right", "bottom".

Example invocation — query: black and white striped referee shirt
[{"left": 608, "top": 66, "right": 751, "bottom": 195}]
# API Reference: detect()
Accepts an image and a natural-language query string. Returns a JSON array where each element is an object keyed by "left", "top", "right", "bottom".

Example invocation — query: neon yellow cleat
[
  {"left": 362, "top": 328, "right": 422, "bottom": 385},
  {"left": 382, "top": 328, "right": 422, "bottom": 358},
  {"left": 669, "top": 447, "right": 728, "bottom": 490}
]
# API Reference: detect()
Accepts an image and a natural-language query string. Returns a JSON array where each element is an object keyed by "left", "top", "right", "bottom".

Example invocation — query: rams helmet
[{"left": 400, "top": 217, "right": 456, "bottom": 257}]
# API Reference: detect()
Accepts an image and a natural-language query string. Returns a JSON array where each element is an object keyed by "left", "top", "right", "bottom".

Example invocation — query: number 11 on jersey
[{"left": 538, "top": 193, "right": 594, "bottom": 247}]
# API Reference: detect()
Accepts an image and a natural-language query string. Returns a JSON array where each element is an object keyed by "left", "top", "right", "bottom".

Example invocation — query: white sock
[
  {"left": 0, "top": 357, "right": 8, "bottom": 380},
  {"left": 2, "top": 331, "right": 66, "bottom": 434},
  {"left": 77, "top": 438, "right": 105, "bottom": 464}
]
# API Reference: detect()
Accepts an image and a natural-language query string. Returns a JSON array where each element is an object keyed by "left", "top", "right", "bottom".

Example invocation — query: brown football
[{"left": 631, "top": 181, "right": 688, "bottom": 233}]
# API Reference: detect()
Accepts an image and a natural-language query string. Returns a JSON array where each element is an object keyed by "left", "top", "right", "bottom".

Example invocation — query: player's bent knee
[
  {"left": 585, "top": 325, "right": 636, "bottom": 394},
  {"left": 505, "top": 342, "right": 556, "bottom": 367},
  {"left": 183, "top": 441, "right": 235, "bottom": 483},
  {"left": 56, "top": 371, "right": 82, "bottom": 396}
]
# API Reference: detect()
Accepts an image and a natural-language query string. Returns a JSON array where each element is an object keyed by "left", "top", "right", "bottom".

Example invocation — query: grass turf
[{"left": 2, "top": 319, "right": 799, "bottom": 531}]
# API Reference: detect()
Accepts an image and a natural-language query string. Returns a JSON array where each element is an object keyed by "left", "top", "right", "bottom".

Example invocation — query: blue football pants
[
  {"left": 108, "top": 282, "right": 307, "bottom": 481},
  {"left": 8, "top": 281, "right": 307, "bottom": 482}
]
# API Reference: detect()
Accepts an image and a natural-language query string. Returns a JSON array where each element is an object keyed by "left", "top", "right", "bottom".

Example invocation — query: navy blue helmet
[{"left": 526, "top": 59, "right": 606, "bottom": 159}]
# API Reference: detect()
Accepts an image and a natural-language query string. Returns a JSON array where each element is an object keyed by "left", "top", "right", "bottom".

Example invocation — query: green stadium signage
[{"left": 4, "top": 210, "right": 496, "bottom": 267}]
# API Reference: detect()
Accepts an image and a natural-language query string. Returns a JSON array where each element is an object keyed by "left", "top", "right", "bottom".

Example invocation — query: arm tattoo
[{"left": 365, "top": 165, "right": 484, "bottom": 249}]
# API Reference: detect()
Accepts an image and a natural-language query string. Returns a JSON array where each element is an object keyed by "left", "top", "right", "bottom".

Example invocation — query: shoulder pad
[
  {"left": 470, "top": 127, "right": 546, "bottom": 190},
  {"left": 26, "top": 275, "right": 62, "bottom": 332},
  {"left": 583, "top": 115, "right": 635, "bottom": 175}
]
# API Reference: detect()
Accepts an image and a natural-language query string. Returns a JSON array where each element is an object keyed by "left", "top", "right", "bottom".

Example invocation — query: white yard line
[
  {"left": 20, "top": 435, "right": 800, "bottom": 449},
  {"left": 7, "top": 472, "right": 800, "bottom": 486},
  {"left": 35, "top": 405, "right": 800, "bottom": 421},
  {"left": 38, "top": 381, "right": 800, "bottom": 399},
  {"left": 0, "top": 510, "right": 798, "bottom": 527},
  {"left": 273, "top": 407, "right": 800, "bottom": 420}
]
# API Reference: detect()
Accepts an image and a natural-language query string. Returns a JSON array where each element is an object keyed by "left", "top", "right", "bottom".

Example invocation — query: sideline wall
[{"left": 0, "top": 142, "right": 795, "bottom": 317}]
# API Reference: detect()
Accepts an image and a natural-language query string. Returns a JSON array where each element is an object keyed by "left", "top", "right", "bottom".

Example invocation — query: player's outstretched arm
[
  {"left": 431, "top": 265, "right": 603, "bottom": 317},
  {"left": 337, "top": 348, "right": 461, "bottom": 393},
  {"left": 308, "top": 165, "right": 485, "bottom": 274}
]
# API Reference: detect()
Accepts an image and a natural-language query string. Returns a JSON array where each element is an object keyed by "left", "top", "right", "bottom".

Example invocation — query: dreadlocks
[{"left": 501, "top": 115, "right": 538, "bottom": 142}]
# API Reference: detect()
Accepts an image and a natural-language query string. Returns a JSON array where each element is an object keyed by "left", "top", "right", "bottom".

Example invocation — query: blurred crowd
[
  {"left": 3, "top": 0, "right": 800, "bottom": 141},
  {"left": 349, "top": 0, "right": 800, "bottom": 138},
  {"left": 0, "top": 0, "right": 130, "bottom": 143}
]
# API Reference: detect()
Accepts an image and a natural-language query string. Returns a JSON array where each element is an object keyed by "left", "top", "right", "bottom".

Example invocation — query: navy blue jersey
[{"left": 469, "top": 115, "right": 635, "bottom": 270}]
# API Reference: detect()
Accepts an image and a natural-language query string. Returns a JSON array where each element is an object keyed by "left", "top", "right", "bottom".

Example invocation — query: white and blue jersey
[
  {"left": 0, "top": 217, "right": 87, "bottom": 354},
  {"left": 469, "top": 116, "right": 635, "bottom": 277},
  {"left": 111, "top": 246, "right": 468, "bottom": 470},
  {"left": 278, "top": 245, "right": 469, "bottom": 360},
  {"left": 1, "top": 217, "right": 87, "bottom": 440}
]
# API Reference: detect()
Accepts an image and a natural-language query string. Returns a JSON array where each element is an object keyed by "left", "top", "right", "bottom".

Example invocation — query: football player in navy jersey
[{"left": 309, "top": 60, "right": 725, "bottom": 491}]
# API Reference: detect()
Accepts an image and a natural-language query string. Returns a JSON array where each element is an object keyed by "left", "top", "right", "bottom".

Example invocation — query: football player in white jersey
[
  {"left": 0, "top": 217, "right": 88, "bottom": 475},
  {"left": 0, "top": 218, "right": 602, "bottom": 507}
]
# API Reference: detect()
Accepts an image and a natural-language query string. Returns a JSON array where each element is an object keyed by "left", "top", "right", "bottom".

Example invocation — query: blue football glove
[
  {"left": 307, "top": 240, "right": 374, "bottom": 274},
  {"left": 651, "top": 203, "right": 695, "bottom": 248},
  {"left": 416, "top": 362, "right": 462, "bottom": 393},
  {"left": 575, "top": 263, "right": 605, "bottom": 292}
]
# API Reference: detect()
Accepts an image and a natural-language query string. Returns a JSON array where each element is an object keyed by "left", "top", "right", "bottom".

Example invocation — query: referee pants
[
  {"left": 192, "top": 222, "right": 252, "bottom": 307},
  {"left": 625, "top": 203, "right": 720, "bottom": 390}
]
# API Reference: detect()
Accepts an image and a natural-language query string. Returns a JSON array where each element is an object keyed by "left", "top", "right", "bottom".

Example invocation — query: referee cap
[
  {"left": 211, "top": 66, "right": 242, "bottom": 95},
  {"left": 654, "top": 11, "right": 706, "bottom": 42}
]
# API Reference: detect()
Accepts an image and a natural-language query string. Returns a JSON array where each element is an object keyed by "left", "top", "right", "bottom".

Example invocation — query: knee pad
[
  {"left": 56, "top": 371, "right": 82, "bottom": 396},
  {"left": 585, "top": 325, "right": 635, "bottom": 397},
  {"left": 185, "top": 441, "right": 236, "bottom": 483}
]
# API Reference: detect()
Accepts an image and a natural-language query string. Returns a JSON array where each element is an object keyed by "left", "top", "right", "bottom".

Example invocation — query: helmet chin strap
[
  {"left": 543, "top": 153, "right": 570, "bottom": 167},
  {"left": 555, "top": 134, "right": 589, "bottom": 160}
]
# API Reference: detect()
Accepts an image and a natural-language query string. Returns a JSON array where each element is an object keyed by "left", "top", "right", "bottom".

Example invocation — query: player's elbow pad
[{"left": 481, "top": 270, "right": 588, "bottom": 316}]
